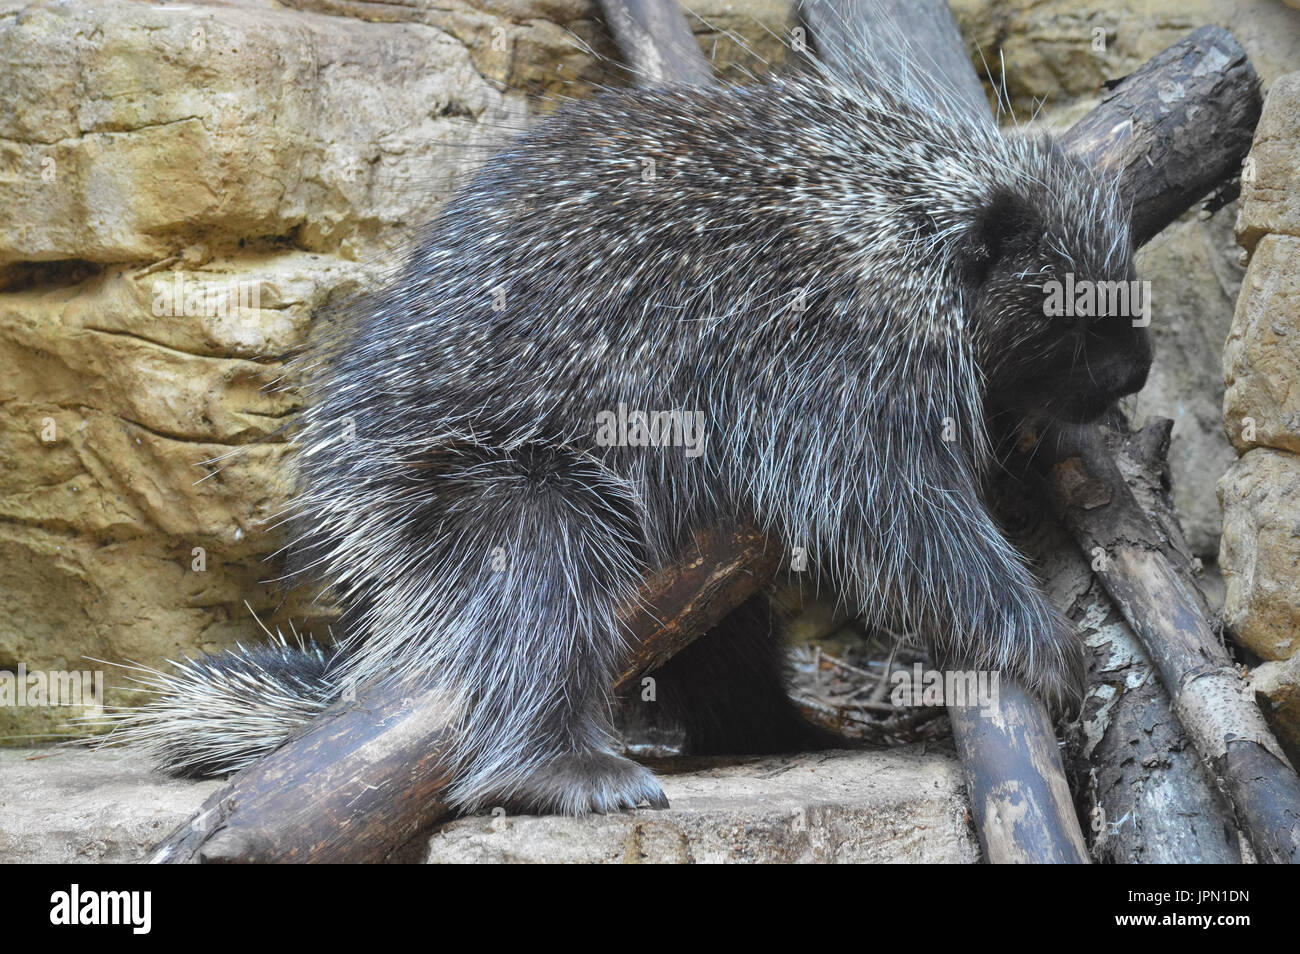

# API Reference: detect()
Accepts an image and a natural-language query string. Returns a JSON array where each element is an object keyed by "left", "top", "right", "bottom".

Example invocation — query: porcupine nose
[
  {"left": 1119, "top": 325, "right": 1153, "bottom": 397},
  {"left": 1121, "top": 352, "right": 1150, "bottom": 396}
]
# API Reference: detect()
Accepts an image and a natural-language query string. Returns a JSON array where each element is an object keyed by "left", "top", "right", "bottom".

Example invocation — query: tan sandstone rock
[
  {"left": 1219, "top": 70, "right": 1300, "bottom": 753},
  {"left": 1238, "top": 72, "right": 1300, "bottom": 252},
  {"left": 1224, "top": 234, "right": 1300, "bottom": 457},
  {"left": 1251, "top": 655, "right": 1300, "bottom": 765},
  {"left": 0, "top": 0, "right": 529, "bottom": 266},
  {"left": 280, "top": 0, "right": 800, "bottom": 93},
  {"left": 0, "top": 748, "right": 222, "bottom": 864},
  {"left": 1219, "top": 448, "right": 1300, "bottom": 661},
  {"left": 0, "top": 252, "right": 372, "bottom": 740}
]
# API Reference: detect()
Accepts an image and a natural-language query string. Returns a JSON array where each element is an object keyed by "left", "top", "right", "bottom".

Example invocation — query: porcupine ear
[{"left": 963, "top": 187, "right": 1037, "bottom": 286}]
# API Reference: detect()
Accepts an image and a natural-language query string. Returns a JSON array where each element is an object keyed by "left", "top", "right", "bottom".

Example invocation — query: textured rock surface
[
  {"left": 1132, "top": 207, "right": 1245, "bottom": 558},
  {"left": 426, "top": 748, "right": 978, "bottom": 863},
  {"left": 1224, "top": 234, "right": 1300, "bottom": 457},
  {"left": 279, "top": 0, "right": 800, "bottom": 92},
  {"left": 1237, "top": 72, "right": 1300, "bottom": 252},
  {"left": 1219, "top": 72, "right": 1300, "bottom": 749},
  {"left": 0, "top": 252, "right": 370, "bottom": 740},
  {"left": 0, "top": 746, "right": 976, "bottom": 863},
  {"left": 1252, "top": 654, "right": 1300, "bottom": 766},
  {"left": 1225, "top": 75, "right": 1300, "bottom": 459},
  {"left": 0, "top": 748, "right": 221, "bottom": 864},
  {"left": 1219, "top": 448, "right": 1300, "bottom": 662},
  {"left": 0, "top": 0, "right": 531, "bottom": 266}
]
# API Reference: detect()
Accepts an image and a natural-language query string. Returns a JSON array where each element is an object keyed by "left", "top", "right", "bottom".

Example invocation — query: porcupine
[{"left": 114, "top": 63, "right": 1151, "bottom": 815}]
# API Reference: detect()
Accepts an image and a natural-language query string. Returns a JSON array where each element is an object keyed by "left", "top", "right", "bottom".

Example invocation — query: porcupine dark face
[{"left": 965, "top": 148, "right": 1152, "bottom": 425}]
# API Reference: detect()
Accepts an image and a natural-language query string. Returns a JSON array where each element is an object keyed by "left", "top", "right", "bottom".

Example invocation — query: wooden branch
[
  {"left": 1059, "top": 25, "right": 1261, "bottom": 246},
  {"left": 615, "top": 526, "right": 780, "bottom": 692},
  {"left": 151, "top": 524, "right": 781, "bottom": 863},
  {"left": 1079, "top": 424, "right": 1243, "bottom": 862},
  {"left": 997, "top": 432, "right": 1244, "bottom": 862},
  {"left": 948, "top": 685, "right": 1088, "bottom": 863},
  {"left": 149, "top": 679, "right": 457, "bottom": 864},
  {"left": 1066, "top": 570, "right": 1246, "bottom": 862},
  {"left": 597, "top": 0, "right": 714, "bottom": 88},
  {"left": 800, "top": 0, "right": 992, "bottom": 122},
  {"left": 1046, "top": 422, "right": 1300, "bottom": 864}
]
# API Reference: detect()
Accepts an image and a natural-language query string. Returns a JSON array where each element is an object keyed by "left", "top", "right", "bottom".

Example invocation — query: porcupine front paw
[
  {"left": 509, "top": 749, "right": 669, "bottom": 816},
  {"left": 938, "top": 601, "right": 1085, "bottom": 720}
]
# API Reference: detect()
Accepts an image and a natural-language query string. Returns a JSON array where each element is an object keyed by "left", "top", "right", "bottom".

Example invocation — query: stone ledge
[
  {"left": 0, "top": 748, "right": 221, "bottom": 864},
  {"left": 427, "top": 747, "right": 978, "bottom": 863},
  {"left": 0, "top": 745, "right": 977, "bottom": 864}
]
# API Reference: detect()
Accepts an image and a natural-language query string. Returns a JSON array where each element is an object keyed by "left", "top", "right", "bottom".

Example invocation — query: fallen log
[
  {"left": 948, "top": 690, "right": 1089, "bottom": 863},
  {"left": 614, "top": 527, "right": 780, "bottom": 692},
  {"left": 150, "top": 11, "right": 1266, "bottom": 864},
  {"left": 1046, "top": 421, "right": 1300, "bottom": 864},
  {"left": 998, "top": 429, "right": 1244, "bottom": 863},
  {"left": 1060, "top": 27, "right": 1261, "bottom": 246}
]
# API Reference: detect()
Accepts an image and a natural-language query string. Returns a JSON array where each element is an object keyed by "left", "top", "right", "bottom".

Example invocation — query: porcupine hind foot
[{"left": 506, "top": 747, "right": 669, "bottom": 815}]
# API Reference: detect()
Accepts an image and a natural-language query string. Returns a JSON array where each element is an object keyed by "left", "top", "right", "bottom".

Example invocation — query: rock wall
[
  {"left": 0, "top": 0, "right": 516, "bottom": 740},
  {"left": 1220, "top": 72, "right": 1300, "bottom": 750}
]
